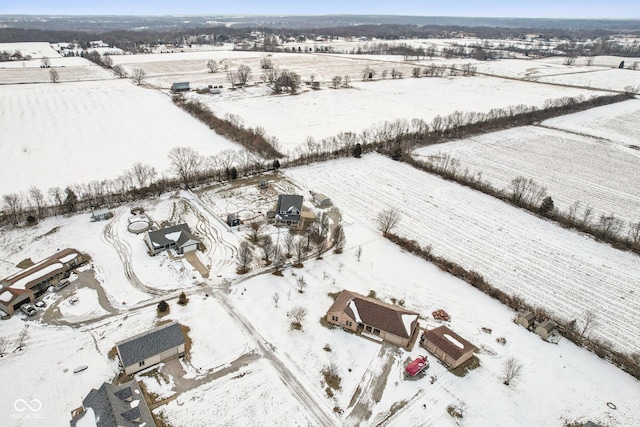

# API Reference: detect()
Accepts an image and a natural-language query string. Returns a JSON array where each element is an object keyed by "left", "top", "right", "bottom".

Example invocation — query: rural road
[{"left": 215, "top": 291, "right": 341, "bottom": 426}]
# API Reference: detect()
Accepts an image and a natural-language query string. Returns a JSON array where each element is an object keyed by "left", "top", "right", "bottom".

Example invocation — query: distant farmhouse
[
  {"left": 0, "top": 248, "right": 84, "bottom": 315},
  {"left": 70, "top": 380, "right": 155, "bottom": 427},
  {"left": 171, "top": 82, "right": 190, "bottom": 93},
  {"left": 91, "top": 208, "right": 113, "bottom": 222},
  {"left": 420, "top": 325, "right": 477, "bottom": 369},
  {"left": 326, "top": 290, "right": 420, "bottom": 349},
  {"left": 144, "top": 223, "right": 200, "bottom": 256},
  {"left": 116, "top": 321, "right": 186, "bottom": 375}
]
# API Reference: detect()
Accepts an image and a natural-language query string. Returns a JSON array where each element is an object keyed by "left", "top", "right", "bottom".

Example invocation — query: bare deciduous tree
[
  {"left": 597, "top": 214, "right": 623, "bottom": 240},
  {"left": 131, "top": 68, "right": 146, "bottom": 85},
  {"left": 294, "top": 236, "right": 305, "bottom": 265},
  {"left": 332, "top": 224, "right": 346, "bottom": 253},
  {"left": 261, "top": 235, "right": 275, "bottom": 264},
  {"left": 272, "top": 292, "right": 280, "bottom": 308},
  {"left": 113, "top": 64, "right": 127, "bottom": 78},
  {"left": 283, "top": 233, "right": 294, "bottom": 257},
  {"left": 131, "top": 162, "right": 157, "bottom": 188},
  {"left": 502, "top": 356, "right": 523, "bottom": 385},
  {"left": 237, "top": 65, "right": 252, "bottom": 86},
  {"left": 16, "top": 326, "right": 29, "bottom": 351},
  {"left": 288, "top": 306, "right": 308, "bottom": 329},
  {"left": 296, "top": 275, "right": 307, "bottom": 293},
  {"left": 168, "top": 147, "right": 203, "bottom": 189},
  {"left": 236, "top": 241, "right": 253, "bottom": 273},
  {"left": 206, "top": 59, "right": 218, "bottom": 73},
  {"left": 101, "top": 55, "right": 113, "bottom": 68},
  {"left": 28, "top": 186, "right": 45, "bottom": 218},
  {"left": 0, "top": 336, "right": 8, "bottom": 357},
  {"left": 331, "top": 75, "right": 342, "bottom": 89},
  {"left": 376, "top": 208, "right": 401, "bottom": 236},
  {"left": 580, "top": 309, "right": 597, "bottom": 338},
  {"left": 49, "top": 68, "right": 59, "bottom": 83},
  {"left": 41, "top": 56, "right": 50, "bottom": 68},
  {"left": 3, "top": 193, "right": 23, "bottom": 224},
  {"left": 356, "top": 245, "right": 362, "bottom": 261}
]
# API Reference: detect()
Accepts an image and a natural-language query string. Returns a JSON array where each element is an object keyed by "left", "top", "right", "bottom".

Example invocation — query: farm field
[
  {"left": 0, "top": 79, "right": 242, "bottom": 195},
  {"left": 193, "top": 74, "right": 597, "bottom": 154},
  {"left": 544, "top": 98, "right": 640, "bottom": 145},
  {"left": 285, "top": 153, "right": 640, "bottom": 356},
  {"left": 413, "top": 121, "right": 640, "bottom": 232}
]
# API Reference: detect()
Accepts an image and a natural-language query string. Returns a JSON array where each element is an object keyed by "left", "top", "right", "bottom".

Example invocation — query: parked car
[
  {"left": 55, "top": 279, "right": 70, "bottom": 291},
  {"left": 20, "top": 304, "right": 37, "bottom": 316},
  {"left": 34, "top": 301, "right": 46, "bottom": 308},
  {"left": 69, "top": 296, "right": 79, "bottom": 305}
]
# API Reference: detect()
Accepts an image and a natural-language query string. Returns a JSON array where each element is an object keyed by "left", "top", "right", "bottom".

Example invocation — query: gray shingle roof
[
  {"left": 275, "top": 194, "right": 303, "bottom": 222},
  {"left": 74, "top": 380, "right": 155, "bottom": 427},
  {"left": 116, "top": 321, "right": 185, "bottom": 367},
  {"left": 147, "top": 223, "right": 199, "bottom": 249}
]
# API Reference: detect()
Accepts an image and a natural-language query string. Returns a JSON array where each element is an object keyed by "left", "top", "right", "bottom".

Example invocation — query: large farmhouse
[
  {"left": 70, "top": 380, "right": 155, "bottom": 427},
  {"left": 0, "top": 248, "right": 84, "bottom": 315},
  {"left": 326, "top": 290, "right": 420, "bottom": 348},
  {"left": 420, "top": 325, "right": 478, "bottom": 369},
  {"left": 274, "top": 194, "right": 304, "bottom": 227},
  {"left": 144, "top": 223, "right": 200, "bottom": 256},
  {"left": 116, "top": 321, "right": 186, "bottom": 375}
]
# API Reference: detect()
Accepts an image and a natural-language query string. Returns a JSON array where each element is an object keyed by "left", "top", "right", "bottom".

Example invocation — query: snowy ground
[
  {"left": 1, "top": 44, "right": 639, "bottom": 427},
  {"left": 285, "top": 154, "right": 640, "bottom": 356},
  {"left": 194, "top": 75, "right": 596, "bottom": 154},
  {"left": 413, "top": 115, "right": 640, "bottom": 233},
  {"left": 0, "top": 79, "right": 242, "bottom": 195}
]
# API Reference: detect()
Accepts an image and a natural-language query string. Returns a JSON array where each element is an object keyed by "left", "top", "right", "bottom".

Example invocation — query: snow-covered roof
[
  {"left": 0, "top": 290, "right": 13, "bottom": 302},
  {"left": 422, "top": 325, "right": 477, "bottom": 361},
  {"left": 328, "top": 290, "right": 419, "bottom": 339},
  {"left": 10, "top": 262, "right": 63, "bottom": 289}
]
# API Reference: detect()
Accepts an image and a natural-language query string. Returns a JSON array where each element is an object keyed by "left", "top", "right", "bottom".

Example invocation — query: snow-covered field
[
  {"left": 195, "top": 76, "right": 596, "bottom": 154},
  {"left": 0, "top": 79, "right": 242, "bottom": 195},
  {"left": 413, "top": 120, "right": 640, "bottom": 232},
  {"left": 285, "top": 154, "right": 640, "bottom": 356}
]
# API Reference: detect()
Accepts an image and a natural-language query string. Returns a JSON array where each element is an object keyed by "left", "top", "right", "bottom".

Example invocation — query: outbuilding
[
  {"left": 420, "top": 325, "right": 478, "bottom": 369},
  {"left": 535, "top": 320, "right": 557, "bottom": 340},
  {"left": 91, "top": 208, "right": 113, "bottom": 221},
  {"left": 516, "top": 311, "right": 535, "bottom": 329},
  {"left": 171, "top": 82, "right": 190, "bottom": 93},
  {"left": 312, "top": 193, "right": 331, "bottom": 208}
]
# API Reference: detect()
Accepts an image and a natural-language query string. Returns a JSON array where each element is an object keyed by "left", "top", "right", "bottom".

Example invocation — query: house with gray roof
[
  {"left": 274, "top": 194, "right": 304, "bottom": 227},
  {"left": 171, "top": 82, "right": 190, "bottom": 92},
  {"left": 70, "top": 380, "right": 155, "bottom": 427},
  {"left": 326, "top": 290, "right": 420, "bottom": 349},
  {"left": 144, "top": 223, "right": 200, "bottom": 256},
  {"left": 116, "top": 321, "right": 185, "bottom": 375}
]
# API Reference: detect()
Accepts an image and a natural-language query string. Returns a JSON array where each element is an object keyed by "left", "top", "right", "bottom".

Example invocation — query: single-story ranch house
[
  {"left": 144, "top": 223, "right": 200, "bottom": 256},
  {"left": 0, "top": 248, "right": 84, "bottom": 315},
  {"left": 70, "top": 380, "right": 155, "bottom": 427},
  {"left": 116, "top": 321, "right": 186, "bottom": 375},
  {"left": 420, "top": 325, "right": 478, "bottom": 369},
  {"left": 326, "top": 290, "right": 420, "bottom": 349}
]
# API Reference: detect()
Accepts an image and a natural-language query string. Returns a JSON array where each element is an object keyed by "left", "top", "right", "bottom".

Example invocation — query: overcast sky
[{"left": 2, "top": 1, "right": 639, "bottom": 19}]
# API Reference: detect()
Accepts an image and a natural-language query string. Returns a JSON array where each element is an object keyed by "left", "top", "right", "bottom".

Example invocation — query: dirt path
[
  {"left": 101, "top": 208, "right": 172, "bottom": 296},
  {"left": 344, "top": 343, "right": 399, "bottom": 426},
  {"left": 215, "top": 290, "right": 340, "bottom": 426}
]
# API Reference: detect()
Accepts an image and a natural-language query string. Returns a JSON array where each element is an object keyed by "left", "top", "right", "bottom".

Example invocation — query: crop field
[
  {"left": 413, "top": 123, "right": 640, "bottom": 231},
  {"left": 285, "top": 154, "right": 640, "bottom": 356},
  {"left": 0, "top": 79, "right": 241, "bottom": 195},
  {"left": 193, "top": 74, "right": 595, "bottom": 154}
]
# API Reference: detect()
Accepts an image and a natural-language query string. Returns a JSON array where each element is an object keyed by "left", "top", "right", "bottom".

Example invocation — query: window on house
[
  {"left": 373, "top": 328, "right": 381, "bottom": 336},
  {"left": 139, "top": 361, "right": 145, "bottom": 367},
  {"left": 331, "top": 315, "right": 338, "bottom": 321},
  {"left": 365, "top": 326, "right": 372, "bottom": 333},
  {"left": 346, "top": 321, "right": 352, "bottom": 327}
]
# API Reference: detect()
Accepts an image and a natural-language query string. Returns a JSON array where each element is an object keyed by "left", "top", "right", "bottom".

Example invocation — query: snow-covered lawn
[
  {"left": 413, "top": 123, "right": 640, "bottom": 232},
  {"left": 0, "top": 79, "right": 242, "bottom": 195},
  {"left": 285, "top": 154, "right": 640, "bottom": 356},
  {"left": 57, "top": 288, "right": 109, "bottom": 322}
]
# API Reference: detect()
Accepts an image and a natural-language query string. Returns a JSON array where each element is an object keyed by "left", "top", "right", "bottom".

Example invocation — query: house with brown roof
[
  {"left": 326, "top": 290, "right": 420, "bottom": 349},
  {"left": 0, "top": 248, "right": 84, "bottom": 315},
  {"left": 420, "top": 325, "right": 477, "bottom": 369}
]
